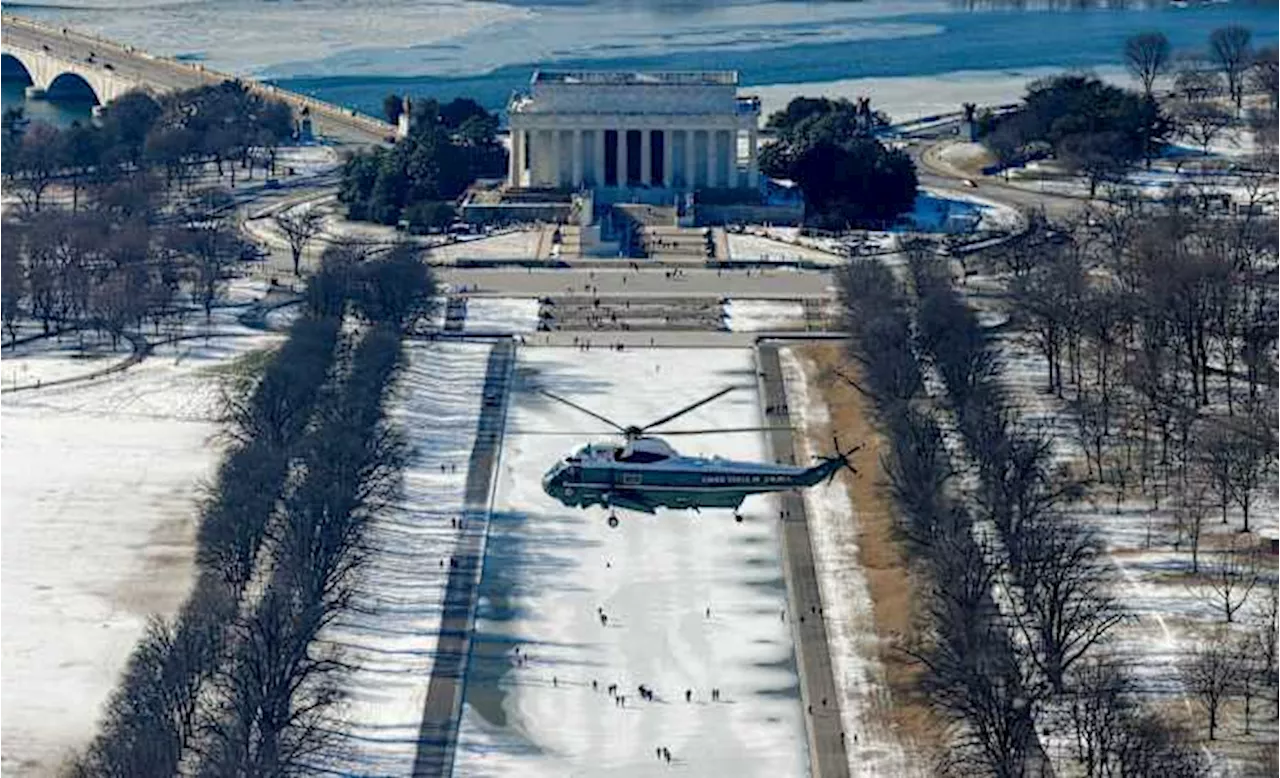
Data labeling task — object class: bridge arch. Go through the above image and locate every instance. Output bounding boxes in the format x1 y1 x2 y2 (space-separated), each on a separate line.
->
1 53 35 86
46 71 100 104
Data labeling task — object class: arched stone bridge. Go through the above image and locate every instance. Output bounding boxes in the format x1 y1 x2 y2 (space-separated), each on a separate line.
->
2 45 146 105
1 14 394 144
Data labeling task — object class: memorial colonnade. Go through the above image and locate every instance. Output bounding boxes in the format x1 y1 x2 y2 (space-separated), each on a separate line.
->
507 119 759 191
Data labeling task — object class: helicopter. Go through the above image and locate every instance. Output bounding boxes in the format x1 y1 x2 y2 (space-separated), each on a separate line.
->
535 386 859 527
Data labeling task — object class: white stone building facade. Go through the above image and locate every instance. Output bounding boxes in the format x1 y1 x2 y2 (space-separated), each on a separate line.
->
507 71 761 193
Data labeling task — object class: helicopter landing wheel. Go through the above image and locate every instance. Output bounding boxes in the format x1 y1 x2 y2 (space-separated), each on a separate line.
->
607 514 619 529
734 512 744 523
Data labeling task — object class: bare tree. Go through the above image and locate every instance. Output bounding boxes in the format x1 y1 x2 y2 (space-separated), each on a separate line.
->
1232 631 1263 735
1197 536 1259 624
1 232 25 343
1171 479 1211 573
1225 408 1274 533
1174 54 1222 102
1247 581 1278 709
1210 25 1253 114
7 122 63 214
1067 657 1131 777
1126 32 1172 98
276 207 324 277
1197 421 1238 526
1250 46 1279 111
1183 627 1238 740
1016 518 1125 692
172 223 241 320
1172 100 1233 156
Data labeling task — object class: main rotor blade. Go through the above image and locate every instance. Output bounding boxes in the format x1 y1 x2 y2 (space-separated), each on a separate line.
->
536 390 625 432
658 426 794 436
641 386 738 432
506 429 618 436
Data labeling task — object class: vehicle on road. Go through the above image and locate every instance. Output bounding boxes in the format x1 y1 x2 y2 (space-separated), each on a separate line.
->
537 386 858 526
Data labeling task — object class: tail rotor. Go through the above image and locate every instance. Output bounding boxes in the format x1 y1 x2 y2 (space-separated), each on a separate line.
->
823 435 861 485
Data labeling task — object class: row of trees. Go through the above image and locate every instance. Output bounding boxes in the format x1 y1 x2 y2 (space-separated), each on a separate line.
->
2 80 294 213
911 249 1123 695
839 261 1047 776
71 244 436 775
340 96 503 229
2 191 251 347
839 258 1211 775
70 313 343 776
760 96 918 228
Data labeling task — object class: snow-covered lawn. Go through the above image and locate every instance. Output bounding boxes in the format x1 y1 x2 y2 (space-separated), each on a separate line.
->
909 189 1022 233
722 299 806 332
780 349 913 777
428 231 542 263
987 301 1279 766
454 347 807 777
320 341 492 775
727 232 850 265
1 319 279 775
1 336 134 388
461 298 541 333
726 188 1018 265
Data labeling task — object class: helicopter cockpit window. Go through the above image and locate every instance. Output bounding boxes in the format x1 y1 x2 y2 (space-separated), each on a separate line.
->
615 448 669 464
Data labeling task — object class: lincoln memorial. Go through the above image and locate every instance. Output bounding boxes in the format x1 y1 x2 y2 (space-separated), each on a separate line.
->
506 70 761 195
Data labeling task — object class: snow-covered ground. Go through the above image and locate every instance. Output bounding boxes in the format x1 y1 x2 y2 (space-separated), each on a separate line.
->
726 188 1018 264
722 299 806 332
1 309 280 775
726 231 853 265
429 231 542 264
319 341 492 775
779 349 914 778
907 189 1022 233
1 336 133 388
462 298 541 334
454 347 807 777
982 296 1280 769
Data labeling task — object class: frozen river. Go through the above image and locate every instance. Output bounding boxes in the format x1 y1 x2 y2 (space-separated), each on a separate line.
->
5 0 1275 122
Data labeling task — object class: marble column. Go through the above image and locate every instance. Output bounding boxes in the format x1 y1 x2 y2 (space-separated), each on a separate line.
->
594 129 606 187
681 129 690 188
547 129 560 188
617 127 628 187
747 127 759 189
507 126 519 186
571 129 583 188
665 129 675 188
705 128 717 188
640 128 652 186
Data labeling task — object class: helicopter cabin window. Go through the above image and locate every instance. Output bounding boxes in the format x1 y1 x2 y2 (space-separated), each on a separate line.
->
614 448 668 464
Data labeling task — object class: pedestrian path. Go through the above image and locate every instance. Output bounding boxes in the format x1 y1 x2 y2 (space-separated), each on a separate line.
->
757 342 851 778
411 340 517 778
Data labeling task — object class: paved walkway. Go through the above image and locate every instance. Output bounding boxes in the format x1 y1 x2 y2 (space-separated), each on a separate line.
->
757 343 851 778
412 340 516 778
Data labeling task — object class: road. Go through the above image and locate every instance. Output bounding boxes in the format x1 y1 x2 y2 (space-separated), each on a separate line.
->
1 14 392 146
907 135 1088 221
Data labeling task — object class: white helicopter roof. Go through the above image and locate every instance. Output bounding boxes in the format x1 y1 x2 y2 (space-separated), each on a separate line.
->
570 436 678 463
